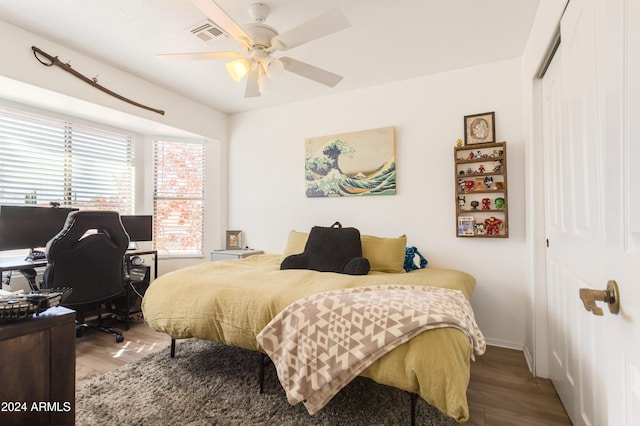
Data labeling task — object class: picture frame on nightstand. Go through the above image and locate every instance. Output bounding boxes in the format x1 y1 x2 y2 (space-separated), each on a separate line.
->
225 230 243 249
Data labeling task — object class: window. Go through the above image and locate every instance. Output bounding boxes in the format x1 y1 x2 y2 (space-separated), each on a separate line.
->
0 106 135 212
153 140 204 257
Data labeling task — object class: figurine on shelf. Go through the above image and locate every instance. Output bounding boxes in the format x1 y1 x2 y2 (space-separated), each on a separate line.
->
457 196 466 208
484 176 494 189
484 216 503 235
458 178 467 192
466 167 473 174
456 139 463 147
465 180 475 192
493 159 503 172
482 198 491 210
468 152 475 160
475 150 482 159
459 169 466 175
470 200 480 210
495 197 505 209
477 164 485 173
475 178 484 190
474 222 485 235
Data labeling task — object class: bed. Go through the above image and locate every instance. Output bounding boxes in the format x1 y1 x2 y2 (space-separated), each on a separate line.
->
142 232 484 422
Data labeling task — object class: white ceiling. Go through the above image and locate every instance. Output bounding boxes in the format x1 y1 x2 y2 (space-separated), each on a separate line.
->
0 0 540 115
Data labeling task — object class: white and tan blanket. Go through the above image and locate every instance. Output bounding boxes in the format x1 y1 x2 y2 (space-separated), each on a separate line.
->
256 284 486 415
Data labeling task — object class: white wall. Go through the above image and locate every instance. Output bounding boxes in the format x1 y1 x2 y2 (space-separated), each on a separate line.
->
0 20 230 275
0 20 227 140
0 15 545 351
228 58 527 348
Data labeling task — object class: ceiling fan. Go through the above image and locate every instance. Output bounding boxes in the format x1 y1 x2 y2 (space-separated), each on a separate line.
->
157 0 351 98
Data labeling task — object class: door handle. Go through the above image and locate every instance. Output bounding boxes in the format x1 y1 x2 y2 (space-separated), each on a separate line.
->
579 280 620 316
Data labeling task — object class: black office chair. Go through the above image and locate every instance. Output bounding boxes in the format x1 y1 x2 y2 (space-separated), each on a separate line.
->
41 210 129 343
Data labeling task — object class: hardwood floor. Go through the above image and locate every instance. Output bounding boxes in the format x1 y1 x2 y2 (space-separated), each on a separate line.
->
75 317 172 387
76 321 572 425
467 346 571 425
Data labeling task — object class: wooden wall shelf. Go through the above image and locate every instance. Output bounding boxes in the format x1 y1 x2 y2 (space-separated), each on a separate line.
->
454 141 509 238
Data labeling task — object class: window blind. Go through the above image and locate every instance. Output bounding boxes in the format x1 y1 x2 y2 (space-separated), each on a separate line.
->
153 140 205 257
0 106 135 212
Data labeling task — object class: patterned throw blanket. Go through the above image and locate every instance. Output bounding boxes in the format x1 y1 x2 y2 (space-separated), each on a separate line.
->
256 285 486 415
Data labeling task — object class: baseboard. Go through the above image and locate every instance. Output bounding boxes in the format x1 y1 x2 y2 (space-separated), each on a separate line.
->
484 337 524 351
523 346 534 374
483 338 536 375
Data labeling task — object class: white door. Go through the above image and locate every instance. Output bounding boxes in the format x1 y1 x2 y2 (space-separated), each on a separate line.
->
542 0 640 424
601 0 640 424
542 44 581 421
542 0 607 423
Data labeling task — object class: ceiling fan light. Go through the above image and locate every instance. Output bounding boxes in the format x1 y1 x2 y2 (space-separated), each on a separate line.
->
263 57 284 79
226 59 251 82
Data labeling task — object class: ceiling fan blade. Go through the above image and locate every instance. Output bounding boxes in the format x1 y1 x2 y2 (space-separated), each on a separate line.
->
280 57 343 87
245 64 261 98
271 8 350 51
156 51 247 61
190 0 252 50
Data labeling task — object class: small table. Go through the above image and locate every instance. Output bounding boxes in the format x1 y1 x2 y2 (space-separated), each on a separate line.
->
211 249 264 261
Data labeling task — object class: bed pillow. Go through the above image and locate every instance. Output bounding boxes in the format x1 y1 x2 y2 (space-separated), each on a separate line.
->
361 234 407 273
280 230 309 262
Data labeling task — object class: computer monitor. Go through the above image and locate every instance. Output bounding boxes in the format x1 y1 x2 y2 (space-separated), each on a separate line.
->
120 215 153 242
0 205 78 251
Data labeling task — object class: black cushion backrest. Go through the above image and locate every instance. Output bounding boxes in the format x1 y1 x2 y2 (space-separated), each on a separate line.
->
42 210 129 307
280 222 370 275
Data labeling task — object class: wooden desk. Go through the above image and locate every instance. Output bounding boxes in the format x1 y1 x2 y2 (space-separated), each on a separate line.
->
1 250 157 292
0 256 47 273
125 249 157 280
0 257 47 291
0 307 75 425
1 251 156 277
112 249 157 329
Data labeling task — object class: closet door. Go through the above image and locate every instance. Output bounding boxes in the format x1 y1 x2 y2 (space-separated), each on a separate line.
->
601 0 640 424
542 0 640 424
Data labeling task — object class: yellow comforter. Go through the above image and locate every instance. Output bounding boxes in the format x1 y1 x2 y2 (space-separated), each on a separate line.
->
142 254 476 422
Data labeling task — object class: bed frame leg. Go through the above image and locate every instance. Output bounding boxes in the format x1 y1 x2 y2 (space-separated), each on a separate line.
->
410 392 417 426
170 338 176 358
258 353 267 394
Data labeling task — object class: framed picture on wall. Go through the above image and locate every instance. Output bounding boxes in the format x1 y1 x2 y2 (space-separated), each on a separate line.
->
226 230 243 250
304 126 396 197
464 111 495 145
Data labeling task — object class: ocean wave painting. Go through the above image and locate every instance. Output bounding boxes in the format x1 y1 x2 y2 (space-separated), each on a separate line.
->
305 126 396 197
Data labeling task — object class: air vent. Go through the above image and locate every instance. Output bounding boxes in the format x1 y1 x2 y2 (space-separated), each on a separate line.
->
187 19 228 44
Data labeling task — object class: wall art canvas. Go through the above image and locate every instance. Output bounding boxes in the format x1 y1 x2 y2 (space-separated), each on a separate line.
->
305 126 396 197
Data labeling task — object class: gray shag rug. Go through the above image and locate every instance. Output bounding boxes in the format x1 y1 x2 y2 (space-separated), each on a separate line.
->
76 339 458 425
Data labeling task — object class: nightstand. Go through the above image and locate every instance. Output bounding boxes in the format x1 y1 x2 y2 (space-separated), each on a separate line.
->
0 306 76 425
211 249 264 261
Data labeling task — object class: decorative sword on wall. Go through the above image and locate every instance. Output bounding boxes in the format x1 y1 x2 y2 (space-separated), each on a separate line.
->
31 46 165 116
